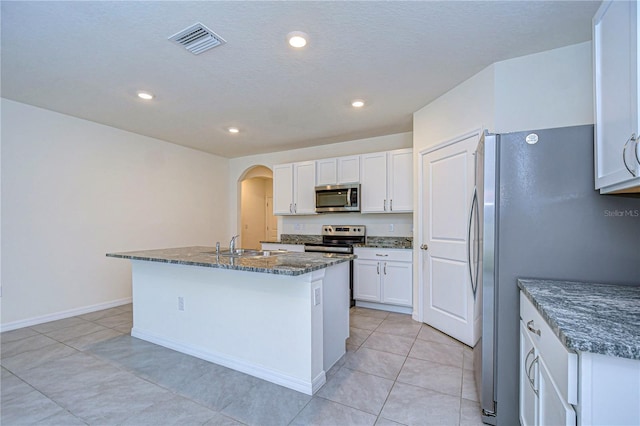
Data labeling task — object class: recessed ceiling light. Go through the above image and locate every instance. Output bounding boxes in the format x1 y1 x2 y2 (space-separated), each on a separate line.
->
287 31 308 48
351 99 365 108
137 91 154 100
228 127 240 134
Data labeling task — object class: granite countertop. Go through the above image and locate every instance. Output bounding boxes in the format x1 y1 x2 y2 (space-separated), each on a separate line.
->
107 246 354 276
518 279 640 360
261 235 413 249
355 237 413 249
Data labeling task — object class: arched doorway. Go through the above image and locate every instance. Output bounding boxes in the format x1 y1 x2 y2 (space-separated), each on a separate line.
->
238 165 276 249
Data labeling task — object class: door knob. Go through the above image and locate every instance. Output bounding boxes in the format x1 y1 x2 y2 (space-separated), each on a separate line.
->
420 244 428 250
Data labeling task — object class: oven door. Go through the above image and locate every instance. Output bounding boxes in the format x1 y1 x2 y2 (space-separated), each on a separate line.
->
315 184 360 213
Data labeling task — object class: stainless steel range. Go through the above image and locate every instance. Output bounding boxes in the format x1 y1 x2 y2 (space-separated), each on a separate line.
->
304 225 365 306
303 225 366 254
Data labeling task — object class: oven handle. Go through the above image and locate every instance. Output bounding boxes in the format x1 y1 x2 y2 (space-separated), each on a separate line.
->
304 245 353 254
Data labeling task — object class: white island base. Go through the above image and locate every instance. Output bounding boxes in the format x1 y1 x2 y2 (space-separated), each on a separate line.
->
130 260 349 395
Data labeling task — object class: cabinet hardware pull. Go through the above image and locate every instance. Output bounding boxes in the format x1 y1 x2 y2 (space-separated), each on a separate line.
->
383 262 387 275
390 199 393 211
528 355 539 396
526 320 541 336
383 199 387 211
377 262 380 275
294 203 297 213
524 347 534 377
289 203 293 214
622 133 638 177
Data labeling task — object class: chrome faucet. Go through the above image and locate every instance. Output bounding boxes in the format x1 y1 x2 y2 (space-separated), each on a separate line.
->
229 235 240 253
215 241 220 254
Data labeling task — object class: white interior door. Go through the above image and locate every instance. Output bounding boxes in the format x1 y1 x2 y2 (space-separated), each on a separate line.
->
420 133 478 346
265 196 277 241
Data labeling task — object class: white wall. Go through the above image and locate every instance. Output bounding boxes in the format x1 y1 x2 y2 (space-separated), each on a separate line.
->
494 41 593 132
413 64 496 153
1 99 229 329
229 132 414 238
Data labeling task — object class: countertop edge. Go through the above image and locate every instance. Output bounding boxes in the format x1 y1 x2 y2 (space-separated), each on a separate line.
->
518 280 575 352
106 251 353 276
518 279 640 360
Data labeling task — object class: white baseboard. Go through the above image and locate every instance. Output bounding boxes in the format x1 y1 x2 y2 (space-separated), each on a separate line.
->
0 297 132 332
355 300 413 315
132 327 322 395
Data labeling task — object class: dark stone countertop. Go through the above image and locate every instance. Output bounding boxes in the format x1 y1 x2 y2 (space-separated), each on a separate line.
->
356 237 413 249
107 246 354 276
518 279 640 360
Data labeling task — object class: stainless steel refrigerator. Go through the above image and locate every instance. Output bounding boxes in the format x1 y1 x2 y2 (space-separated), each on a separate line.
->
472 125 640 425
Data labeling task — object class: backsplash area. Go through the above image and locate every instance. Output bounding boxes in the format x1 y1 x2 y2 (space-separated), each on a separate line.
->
279 213 413 238
278 234 413 249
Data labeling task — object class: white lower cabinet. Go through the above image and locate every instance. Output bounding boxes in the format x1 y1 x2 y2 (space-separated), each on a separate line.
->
520 291 640 425
538 356 575 426
520 292 577 426
520 321 537 426
353 248 412 308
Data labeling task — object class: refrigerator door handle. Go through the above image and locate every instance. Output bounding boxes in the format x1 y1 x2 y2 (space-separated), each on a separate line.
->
622 133 638 176
467 187 479 300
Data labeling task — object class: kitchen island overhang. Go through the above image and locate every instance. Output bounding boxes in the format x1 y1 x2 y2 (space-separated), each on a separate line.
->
107 247 353 395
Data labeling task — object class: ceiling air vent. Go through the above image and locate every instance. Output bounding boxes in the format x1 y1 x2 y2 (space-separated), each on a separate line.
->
168 22 226 55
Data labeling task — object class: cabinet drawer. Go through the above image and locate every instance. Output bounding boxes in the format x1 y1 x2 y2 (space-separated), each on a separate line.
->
520 293 578 405
354 247 412 262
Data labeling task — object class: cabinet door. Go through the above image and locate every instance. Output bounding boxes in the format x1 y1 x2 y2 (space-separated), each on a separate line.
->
381 261 412 306
273 164 294 215
353 259 381 302
361 152 388 213
538 357 576 426
316 158 337 186
388 149 413 212
337 155 360 184
293 161 316 214
520 321 538 426
594 0 640 191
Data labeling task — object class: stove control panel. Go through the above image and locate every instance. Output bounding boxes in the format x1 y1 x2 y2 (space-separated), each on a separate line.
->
321 225 366 236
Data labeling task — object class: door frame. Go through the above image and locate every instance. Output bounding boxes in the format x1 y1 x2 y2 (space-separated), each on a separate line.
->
417 127 483 323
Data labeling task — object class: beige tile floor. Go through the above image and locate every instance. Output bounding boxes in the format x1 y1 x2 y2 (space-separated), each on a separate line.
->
1 304 484 425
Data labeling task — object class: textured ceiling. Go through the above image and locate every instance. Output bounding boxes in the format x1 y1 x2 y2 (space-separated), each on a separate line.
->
1 1 600 158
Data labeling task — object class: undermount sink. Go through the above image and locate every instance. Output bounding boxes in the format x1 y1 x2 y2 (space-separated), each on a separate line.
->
201 249 287 258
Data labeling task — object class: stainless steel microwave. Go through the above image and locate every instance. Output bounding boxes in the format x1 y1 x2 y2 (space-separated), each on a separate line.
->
315 184 360 213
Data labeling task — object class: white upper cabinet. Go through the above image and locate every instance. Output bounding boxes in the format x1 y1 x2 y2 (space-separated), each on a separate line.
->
315 158 337 186
273 163 294 215
593 0 640 193
337 155 360 184
388 149 413 212
273 161 316 215
360 152 388 212
315 155 360 186
361 148 413 213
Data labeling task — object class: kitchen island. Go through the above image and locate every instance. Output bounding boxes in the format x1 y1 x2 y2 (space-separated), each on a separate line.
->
106 246 353 395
